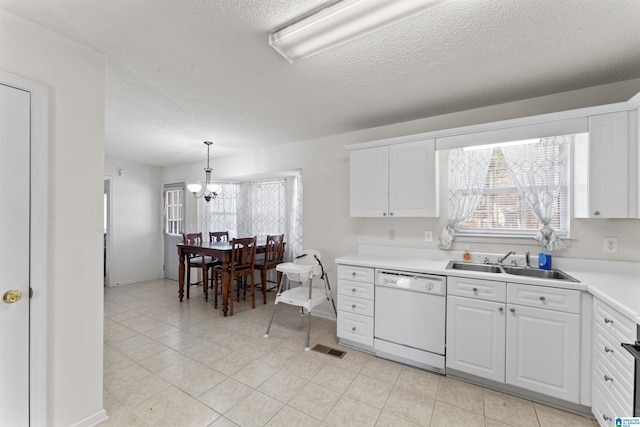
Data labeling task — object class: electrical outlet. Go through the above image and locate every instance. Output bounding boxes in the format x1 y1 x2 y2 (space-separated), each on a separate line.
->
603 237 618 253
389 229 396 241
424 231 433 242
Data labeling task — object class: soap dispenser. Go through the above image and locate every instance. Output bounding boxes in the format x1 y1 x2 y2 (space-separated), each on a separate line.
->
463 246 471 263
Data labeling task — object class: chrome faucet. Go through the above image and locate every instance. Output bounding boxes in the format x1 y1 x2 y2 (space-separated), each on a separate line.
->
497 251 516 264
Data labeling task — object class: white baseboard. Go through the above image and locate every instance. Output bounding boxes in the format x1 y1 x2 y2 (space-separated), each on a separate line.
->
70 408 108 427
107 274 163 287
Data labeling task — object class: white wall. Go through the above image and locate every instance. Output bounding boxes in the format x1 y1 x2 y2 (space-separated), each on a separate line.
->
163 78 640 316
0 8 105 427
105 159 163 285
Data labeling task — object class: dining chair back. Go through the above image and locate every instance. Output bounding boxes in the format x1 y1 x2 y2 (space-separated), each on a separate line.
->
253 234 285 304
213 237 257 315
182 233 213 300
209 231 229 243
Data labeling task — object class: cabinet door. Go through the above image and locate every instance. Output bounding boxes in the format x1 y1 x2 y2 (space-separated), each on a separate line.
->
349 146 389 217
506 304 580 403
446 296 506 382
575 111 632 218
388 139 438 217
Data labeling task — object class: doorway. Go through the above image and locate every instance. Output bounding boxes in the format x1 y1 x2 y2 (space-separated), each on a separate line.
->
104 177 112 286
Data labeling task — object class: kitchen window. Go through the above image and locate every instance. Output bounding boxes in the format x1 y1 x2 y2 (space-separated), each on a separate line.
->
441 134 577 249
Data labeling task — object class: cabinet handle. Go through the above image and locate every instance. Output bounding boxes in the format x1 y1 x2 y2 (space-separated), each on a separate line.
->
604 374 613 382
472 287 478 292
498 307 504 312
604 346 614 353
594 210 601 216
604 317 613 324
510 308 516 313
352 326 356 331
603 414 611 421
539 296 546 301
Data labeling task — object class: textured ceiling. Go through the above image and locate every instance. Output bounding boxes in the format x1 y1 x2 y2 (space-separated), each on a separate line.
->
2 0 640 166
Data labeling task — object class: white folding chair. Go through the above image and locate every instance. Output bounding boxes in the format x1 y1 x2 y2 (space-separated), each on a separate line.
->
263 249 336 351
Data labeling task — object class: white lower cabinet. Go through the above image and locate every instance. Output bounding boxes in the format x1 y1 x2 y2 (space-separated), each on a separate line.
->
446 277 583 404
505 304 581 402
336 265 375 350
447 295 506 382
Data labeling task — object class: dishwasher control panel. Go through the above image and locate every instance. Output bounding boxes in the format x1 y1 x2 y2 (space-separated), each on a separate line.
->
375 270 446 295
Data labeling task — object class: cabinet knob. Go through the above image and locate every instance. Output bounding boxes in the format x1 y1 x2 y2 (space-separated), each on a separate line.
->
539 296 546 301
352 272 356 277
604 317 613 324
510 308 515 313
594 210 601 216
604 346 613 353
352 304 356 309
603 414 611 421
389 212 394 216
352 326 356 331
352 288 356 293
604 374 613 382
472 287 478 292
382 212 387 216
498 307 504 312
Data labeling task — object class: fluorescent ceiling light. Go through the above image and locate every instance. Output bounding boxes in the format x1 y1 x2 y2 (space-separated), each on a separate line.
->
269 0 447 63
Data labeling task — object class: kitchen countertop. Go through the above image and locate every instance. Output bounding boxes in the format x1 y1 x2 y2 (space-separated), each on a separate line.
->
336 245 640 324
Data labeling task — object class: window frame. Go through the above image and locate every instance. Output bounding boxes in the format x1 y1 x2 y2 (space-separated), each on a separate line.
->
163 182 185 235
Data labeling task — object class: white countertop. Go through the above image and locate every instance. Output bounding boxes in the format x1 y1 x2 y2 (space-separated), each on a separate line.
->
336 245 640 324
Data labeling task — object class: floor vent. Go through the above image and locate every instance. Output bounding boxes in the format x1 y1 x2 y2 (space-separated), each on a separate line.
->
311 344 346 359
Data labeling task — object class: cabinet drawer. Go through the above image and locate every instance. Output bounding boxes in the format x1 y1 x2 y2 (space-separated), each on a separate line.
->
337 312 373 346
337 265 374 283
592 385 630 427
448 276 506 302
593 322 635 379
507 283 580 314
593 297 636 343
338 295 374 317
593 350 633 416
337 280 374 300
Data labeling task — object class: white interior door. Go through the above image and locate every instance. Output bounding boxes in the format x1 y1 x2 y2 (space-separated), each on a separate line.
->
163 184 185 281
0 83 31 426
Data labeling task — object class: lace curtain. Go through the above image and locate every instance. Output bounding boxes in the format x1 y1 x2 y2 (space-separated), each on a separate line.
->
202 182 243 237
501 136 572 251
286 171 303 262
439 147 493 249
242 179 287 238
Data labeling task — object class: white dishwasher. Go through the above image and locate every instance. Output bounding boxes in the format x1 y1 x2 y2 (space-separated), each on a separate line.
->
374 269 446 373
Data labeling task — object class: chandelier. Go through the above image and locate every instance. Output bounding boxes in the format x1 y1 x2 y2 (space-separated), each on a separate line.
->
187 141 219 202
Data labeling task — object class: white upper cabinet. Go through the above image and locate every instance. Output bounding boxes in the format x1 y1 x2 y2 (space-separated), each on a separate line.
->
574 111 636 218
350 139 438 217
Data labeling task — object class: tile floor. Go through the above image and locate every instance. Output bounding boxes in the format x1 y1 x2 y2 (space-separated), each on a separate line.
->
101 279 599 427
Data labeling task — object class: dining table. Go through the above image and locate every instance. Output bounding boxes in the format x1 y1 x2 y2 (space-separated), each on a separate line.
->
177 239 268 316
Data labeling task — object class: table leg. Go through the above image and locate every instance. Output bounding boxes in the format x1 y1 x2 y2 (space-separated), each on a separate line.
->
178 250 185 302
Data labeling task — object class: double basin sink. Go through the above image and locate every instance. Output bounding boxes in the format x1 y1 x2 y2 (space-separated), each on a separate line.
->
446 261 579 282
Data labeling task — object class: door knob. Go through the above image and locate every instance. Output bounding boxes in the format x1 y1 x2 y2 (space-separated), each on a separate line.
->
2 290 22 304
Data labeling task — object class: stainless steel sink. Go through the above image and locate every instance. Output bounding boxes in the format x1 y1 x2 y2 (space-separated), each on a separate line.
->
446 261 503 273
502 266 579 282
446 260 580 282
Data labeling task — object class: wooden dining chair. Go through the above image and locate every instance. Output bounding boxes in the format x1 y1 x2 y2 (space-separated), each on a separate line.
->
182 233 215 300
208 231 229 304
209 231 229 244
212 237 257 315
253 234 285 305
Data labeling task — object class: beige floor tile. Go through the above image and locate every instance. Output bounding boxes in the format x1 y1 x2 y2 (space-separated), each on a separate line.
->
345 374 393 409
322 395 381 427
394 366 440 399
311 364 358 394
260 346 299 369
288 382 341 421
534 403 597 427
326 346 375 373
157 357 206 384
374 411 421 427
360 358 402 385
282 353 329 380
485 418 513 427
436 376 484 415
483 389 539 427
173 365 228 397
266 405 321 427
257 371 309 403
430 401 485 427
231 360 278 389
98 408 147 427
109 372 171 408
225 390 284 427
384 385 435 427
207 349 254 376
152 398 220 427
209 416 240 426
129 385 192 425
198 377 253 414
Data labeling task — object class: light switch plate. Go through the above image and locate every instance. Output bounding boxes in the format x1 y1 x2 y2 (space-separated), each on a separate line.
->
424 231 433 242
603 237 618 253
